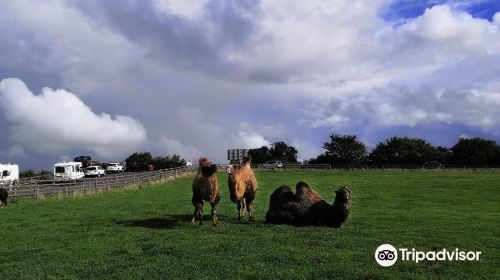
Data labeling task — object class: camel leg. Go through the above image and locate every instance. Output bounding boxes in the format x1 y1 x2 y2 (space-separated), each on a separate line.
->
211 194 220 226
198 204 204 225
238 200 247 220
211 204 218 226
191 207 198 224
192 202 203 225
246 200 255 222
245 191 256 222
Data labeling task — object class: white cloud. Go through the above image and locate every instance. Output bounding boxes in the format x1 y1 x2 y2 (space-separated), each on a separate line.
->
392 5 500 55
153 137 200 161
300 85 500 129
0 0 141 96
146 107 271 162
153 0 210 19
495 12 500 25
238 122 287 140
291 138 322 162
0 78 147 158
1 0 500 168
232 130 270 148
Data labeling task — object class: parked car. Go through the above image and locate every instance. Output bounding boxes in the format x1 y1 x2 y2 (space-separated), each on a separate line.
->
106 162 124 173
85 166 106 178
262 160 284 168
423 161 443 169
54 162 85 180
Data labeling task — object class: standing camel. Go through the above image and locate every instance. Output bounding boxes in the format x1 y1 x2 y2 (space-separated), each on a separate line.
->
228 156 258 222
192 157 220 226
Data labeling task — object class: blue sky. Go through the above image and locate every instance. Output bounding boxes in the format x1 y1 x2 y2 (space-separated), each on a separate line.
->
381 0 500 21
1 0 500 170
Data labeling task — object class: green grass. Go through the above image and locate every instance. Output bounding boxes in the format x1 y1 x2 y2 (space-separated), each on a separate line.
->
1 171 499 279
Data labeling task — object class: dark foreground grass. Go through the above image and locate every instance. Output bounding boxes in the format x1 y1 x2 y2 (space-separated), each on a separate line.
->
0 171 499 279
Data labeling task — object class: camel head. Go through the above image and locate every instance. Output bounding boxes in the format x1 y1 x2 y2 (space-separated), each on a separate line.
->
242 155 252 165
198 157 218 177
334 186 351 204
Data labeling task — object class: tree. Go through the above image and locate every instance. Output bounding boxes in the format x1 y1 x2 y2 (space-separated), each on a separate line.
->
19 169 51 178
248 142 299 164
125 152 153 172
269 141 298 163
434 146 452 165
248 146 271 164
369 137 438 165
322 133 367 164
308 154 330 165
152 154 187 169
450 137 500 167
126 152 187 171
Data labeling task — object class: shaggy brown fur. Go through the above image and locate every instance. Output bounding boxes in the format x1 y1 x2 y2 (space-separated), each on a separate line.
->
228 156 258 221
265 181 351 228
0 188 8 208
191 157 220 226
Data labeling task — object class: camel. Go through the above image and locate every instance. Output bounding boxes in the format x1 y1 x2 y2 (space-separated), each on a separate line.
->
191 157 220 226
227 156 258 222
265 181 351 228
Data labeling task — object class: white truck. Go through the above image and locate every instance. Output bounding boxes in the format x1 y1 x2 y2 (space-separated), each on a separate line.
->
0 163 19 186
106 162 124 173
54 162 85 180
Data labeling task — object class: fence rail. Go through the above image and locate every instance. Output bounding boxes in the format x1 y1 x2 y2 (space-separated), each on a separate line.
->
217 163 500 171
7 166 194 199
5 163 500 200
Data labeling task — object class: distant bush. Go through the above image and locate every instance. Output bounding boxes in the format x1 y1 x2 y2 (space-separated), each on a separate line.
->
125 152 186 172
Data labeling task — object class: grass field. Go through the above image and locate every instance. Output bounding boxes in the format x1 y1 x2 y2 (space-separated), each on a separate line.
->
1 171 499 279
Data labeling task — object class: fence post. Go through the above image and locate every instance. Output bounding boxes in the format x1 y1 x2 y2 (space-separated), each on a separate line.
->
36 181 40 199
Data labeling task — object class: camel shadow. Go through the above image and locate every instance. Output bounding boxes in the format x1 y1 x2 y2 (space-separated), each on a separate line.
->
115 214 229 229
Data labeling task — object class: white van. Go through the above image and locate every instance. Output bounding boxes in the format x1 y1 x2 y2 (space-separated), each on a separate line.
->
0 163 19 186
54 162 85 180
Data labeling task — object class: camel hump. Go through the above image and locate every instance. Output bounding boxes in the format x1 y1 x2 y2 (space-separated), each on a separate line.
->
295 181 324 202
268 185 295 210
295 181 311 197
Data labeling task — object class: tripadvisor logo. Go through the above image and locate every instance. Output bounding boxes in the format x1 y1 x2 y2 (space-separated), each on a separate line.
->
375 244 481 267
375 244 398 267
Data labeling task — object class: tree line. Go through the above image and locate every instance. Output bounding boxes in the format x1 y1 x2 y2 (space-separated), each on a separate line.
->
310 134 500 167
248 135 500 167
125 152 187 172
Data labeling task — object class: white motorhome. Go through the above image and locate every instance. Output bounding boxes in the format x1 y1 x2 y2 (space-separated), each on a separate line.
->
54 162 85 180
0 163 19 186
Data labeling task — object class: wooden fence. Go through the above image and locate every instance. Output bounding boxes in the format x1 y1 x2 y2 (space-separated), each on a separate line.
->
6 163 500 199
219 163 500 171
7 166 194 199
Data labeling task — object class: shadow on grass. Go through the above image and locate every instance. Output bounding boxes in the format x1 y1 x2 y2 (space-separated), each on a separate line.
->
115 214 230 229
